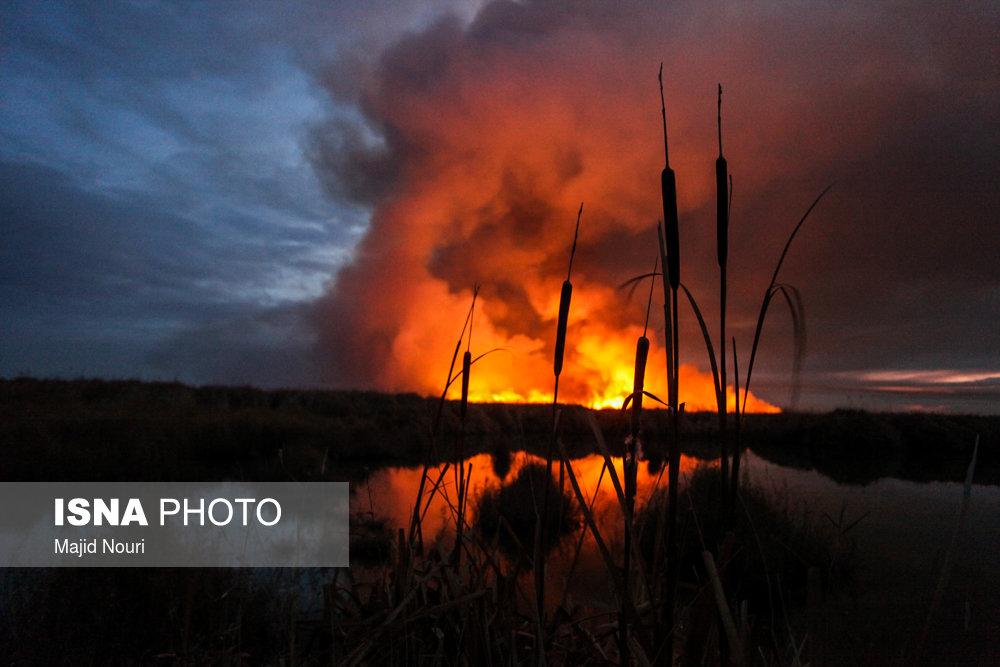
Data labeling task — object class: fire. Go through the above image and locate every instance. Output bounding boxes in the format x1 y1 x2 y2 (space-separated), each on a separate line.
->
313 6 786 415
455 295 779 413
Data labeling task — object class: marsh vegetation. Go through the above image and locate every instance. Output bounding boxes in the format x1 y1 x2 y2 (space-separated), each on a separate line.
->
1 72 994 664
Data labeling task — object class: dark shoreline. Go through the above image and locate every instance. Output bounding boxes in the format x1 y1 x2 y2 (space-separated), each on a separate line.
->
1 377 994 486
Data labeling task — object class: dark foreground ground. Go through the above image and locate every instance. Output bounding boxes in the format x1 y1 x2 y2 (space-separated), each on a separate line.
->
0 377 995 664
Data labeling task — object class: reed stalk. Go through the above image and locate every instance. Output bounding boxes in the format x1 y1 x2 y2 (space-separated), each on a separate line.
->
702 549 743 660
730 336 742 507
535 202 583 662
620 254 657 658
409 287 479 553
716 84 731 523
658 62 683 665
451 295 477 567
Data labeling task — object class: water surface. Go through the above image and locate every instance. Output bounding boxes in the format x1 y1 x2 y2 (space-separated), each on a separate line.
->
351 447 1000 662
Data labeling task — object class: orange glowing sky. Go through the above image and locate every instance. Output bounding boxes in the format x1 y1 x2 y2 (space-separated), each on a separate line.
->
314 6 791 412
5 2 998 415
305 1 999 415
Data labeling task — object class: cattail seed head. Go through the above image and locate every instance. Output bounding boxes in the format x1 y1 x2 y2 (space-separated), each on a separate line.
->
661 167 680 290
460 350 471 421
632 335 650 413
553 280 573 377
659 66 680 290
716 157 729 267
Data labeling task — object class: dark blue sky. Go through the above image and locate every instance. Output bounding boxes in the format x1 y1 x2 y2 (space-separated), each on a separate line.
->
1 1 998 412
1 1 475 384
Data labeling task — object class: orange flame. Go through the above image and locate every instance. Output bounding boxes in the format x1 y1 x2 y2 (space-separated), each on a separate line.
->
461 314 778 412
316 11 788 415
380 273 778 412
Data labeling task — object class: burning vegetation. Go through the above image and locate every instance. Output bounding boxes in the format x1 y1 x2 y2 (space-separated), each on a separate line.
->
356 58 836 664
310 8 822 414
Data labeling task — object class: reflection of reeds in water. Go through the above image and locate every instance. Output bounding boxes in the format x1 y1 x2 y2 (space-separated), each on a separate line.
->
916 434 978 662
475 462 579 557
490 443 513 481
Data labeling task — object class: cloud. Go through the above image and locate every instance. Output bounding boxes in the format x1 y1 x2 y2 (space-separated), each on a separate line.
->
0 159 317 379
308 0 1000 410
1 0 997 411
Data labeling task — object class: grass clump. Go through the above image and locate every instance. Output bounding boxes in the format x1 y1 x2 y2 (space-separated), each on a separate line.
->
636 464 857 662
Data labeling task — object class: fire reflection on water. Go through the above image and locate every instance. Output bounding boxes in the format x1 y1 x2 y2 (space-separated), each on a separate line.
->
352 451 714 561
347 447 1000 656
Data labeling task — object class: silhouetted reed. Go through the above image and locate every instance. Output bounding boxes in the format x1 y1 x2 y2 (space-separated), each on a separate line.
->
716 84 731 521
536 202 583 653
606 73 832 662
348 70 838 666
409 286 479 554
659 62 684 664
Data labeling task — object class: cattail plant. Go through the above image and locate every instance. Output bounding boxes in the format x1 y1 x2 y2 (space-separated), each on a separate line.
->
716 84 731 521
610 81 826 661
716 86 729 270
408 286 479 553
408 285 510 560
535 202 583 655
658 63 683 663
620 254 657 659
451 297 476 567
553 204 582 382
730 335 742 505
629 255 657 438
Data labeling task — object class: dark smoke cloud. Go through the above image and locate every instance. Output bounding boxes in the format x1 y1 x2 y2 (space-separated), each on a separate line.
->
310 0 1000 410
3 1 995 412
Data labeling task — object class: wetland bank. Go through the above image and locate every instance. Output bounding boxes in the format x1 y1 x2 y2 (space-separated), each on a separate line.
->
1 378 995 663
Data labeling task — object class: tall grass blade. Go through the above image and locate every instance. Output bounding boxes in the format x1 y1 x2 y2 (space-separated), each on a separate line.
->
915 435 978 662
742 185 832 413
679 283 722 400
773 284 807 409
